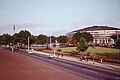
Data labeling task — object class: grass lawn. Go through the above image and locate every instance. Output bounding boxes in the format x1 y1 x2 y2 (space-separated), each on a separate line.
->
53 47 120 58
53 47 77 52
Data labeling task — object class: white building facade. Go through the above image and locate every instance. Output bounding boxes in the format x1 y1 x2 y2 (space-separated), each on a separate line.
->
67 26 120 46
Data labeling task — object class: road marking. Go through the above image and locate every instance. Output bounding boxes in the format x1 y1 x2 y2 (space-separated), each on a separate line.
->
82 68 98 73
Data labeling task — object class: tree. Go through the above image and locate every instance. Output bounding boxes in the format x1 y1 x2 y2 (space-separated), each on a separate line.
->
29 35 36 45
57 35 68 45
0 34 12 46
72 32 93 43
115 39 120 54
0 35 2 45
76 37 88 53
36 34 48 45
82 32 93 42
0 30 43 47
72 32 82 43
12 33 19 45
16 30 31 45
110 34 120 41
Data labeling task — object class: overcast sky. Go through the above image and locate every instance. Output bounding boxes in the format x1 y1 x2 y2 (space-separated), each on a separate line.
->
0 0 120 36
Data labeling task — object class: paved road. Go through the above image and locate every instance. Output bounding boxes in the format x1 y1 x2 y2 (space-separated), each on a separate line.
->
15 49 120 80
0 47 87 80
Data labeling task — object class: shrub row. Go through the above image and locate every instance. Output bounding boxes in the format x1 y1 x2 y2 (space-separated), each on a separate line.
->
87 55 120 63
35 48 53 51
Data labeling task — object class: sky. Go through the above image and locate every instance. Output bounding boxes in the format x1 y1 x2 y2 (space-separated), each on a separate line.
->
0 0 120 36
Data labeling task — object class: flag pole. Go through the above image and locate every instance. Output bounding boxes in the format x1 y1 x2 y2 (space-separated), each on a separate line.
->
28 36 29 51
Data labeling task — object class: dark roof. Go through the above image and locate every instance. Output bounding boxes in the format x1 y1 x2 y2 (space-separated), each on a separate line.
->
72 26 120 32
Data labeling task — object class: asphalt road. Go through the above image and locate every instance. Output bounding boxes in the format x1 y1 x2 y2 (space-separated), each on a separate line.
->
15 49 120 80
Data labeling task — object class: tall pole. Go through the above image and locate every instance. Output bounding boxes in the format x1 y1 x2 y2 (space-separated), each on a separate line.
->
13 24 15 34
28 36 29 51
50 36 52 48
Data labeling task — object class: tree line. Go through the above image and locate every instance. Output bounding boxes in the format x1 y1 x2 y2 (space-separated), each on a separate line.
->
0 30 93 47
0 30 68 47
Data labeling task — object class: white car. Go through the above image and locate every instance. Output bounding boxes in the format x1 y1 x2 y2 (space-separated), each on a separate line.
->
48 54 54 58
28 51 33 54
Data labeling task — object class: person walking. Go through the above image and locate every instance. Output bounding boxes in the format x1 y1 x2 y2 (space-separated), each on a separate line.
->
61 53 63 57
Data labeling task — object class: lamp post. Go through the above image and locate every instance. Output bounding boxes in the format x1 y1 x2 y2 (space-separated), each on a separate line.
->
28 36 33 54
50 36 52 48
28 36 29 51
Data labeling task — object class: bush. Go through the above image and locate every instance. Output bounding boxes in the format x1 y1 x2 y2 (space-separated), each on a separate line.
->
35 48 52 51
87 55 120 63
35 48 44 51
86 52 90 56
45 48 53 50
57 49 62 52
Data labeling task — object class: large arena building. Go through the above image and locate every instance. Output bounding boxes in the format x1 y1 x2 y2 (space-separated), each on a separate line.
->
67 26 120 45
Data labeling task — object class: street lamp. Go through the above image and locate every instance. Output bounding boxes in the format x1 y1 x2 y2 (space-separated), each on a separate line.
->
50 36 52 48
28 36 33 54
28 36 29 51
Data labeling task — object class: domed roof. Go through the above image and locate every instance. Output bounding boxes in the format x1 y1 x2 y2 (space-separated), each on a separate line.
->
73 26 120 32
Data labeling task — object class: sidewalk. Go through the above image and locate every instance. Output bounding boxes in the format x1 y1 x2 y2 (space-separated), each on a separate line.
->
32 50 120 72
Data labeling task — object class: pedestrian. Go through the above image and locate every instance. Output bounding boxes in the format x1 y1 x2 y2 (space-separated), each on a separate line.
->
48 54 50 58
53 50 55 54
84 56 86 61
79 57 82 61
86 57 88 62
92 62 95 65
80 56 83 61
12 47 14 52
61 53 63 57
100 59 103 63
57 53 59 57
92 56 95 65
53 50 56 57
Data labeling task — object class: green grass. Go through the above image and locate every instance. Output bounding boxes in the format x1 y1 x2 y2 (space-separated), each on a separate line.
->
53 47 120 58
87 47 120 58
53 47 77 52
86 47 119 54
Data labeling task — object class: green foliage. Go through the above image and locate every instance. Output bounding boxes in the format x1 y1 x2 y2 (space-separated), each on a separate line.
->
57 35 68 44
76 37 88 52
115 39 120 49
115 39 120 54
12 33 18 44
35 48 52 51
14 30 31 45
57 48 62 52
110 34 120 41
53 47 76 52
72 32 93 43
48 36 57 43
0 35 2 45
72 32 82 43
29 35 36 45
0 34 12 45
10 30 36 46
36 34 48 45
